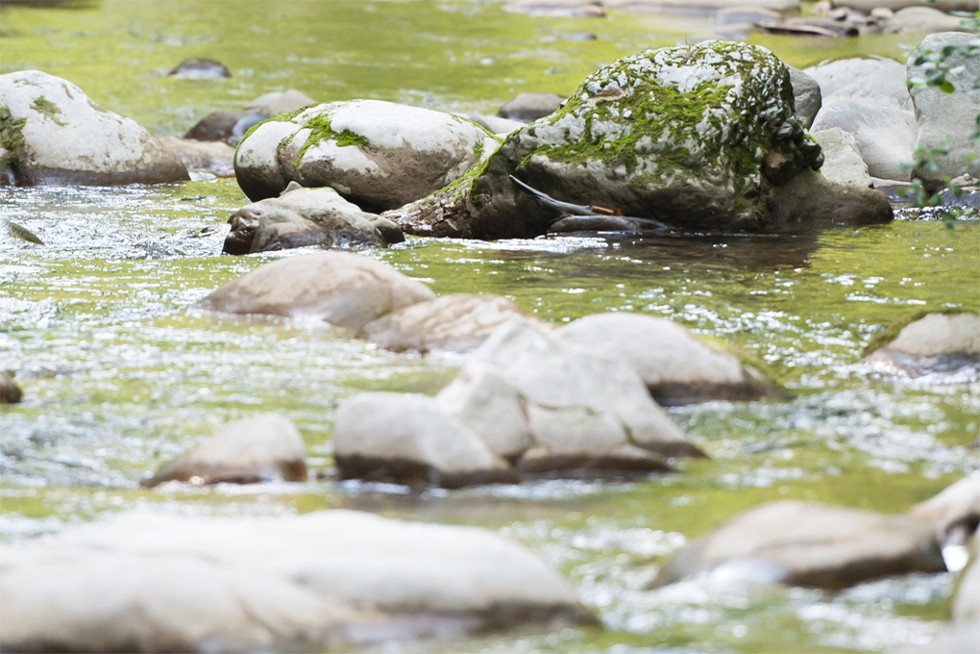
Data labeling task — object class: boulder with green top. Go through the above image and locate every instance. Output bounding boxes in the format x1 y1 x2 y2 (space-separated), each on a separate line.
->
234 99 498 211
386 41 891 240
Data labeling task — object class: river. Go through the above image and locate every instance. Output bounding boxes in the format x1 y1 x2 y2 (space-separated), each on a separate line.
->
1 1 978 653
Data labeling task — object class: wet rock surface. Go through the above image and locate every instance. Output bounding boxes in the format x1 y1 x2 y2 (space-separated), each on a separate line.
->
222 182 396 255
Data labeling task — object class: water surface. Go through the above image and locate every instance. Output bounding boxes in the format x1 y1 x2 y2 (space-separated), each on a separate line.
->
1 2 978 653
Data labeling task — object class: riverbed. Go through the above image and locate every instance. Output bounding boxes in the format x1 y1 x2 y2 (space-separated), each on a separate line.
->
1 1 978 653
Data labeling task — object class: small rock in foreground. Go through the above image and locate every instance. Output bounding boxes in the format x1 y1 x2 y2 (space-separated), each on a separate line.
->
142 413 308 487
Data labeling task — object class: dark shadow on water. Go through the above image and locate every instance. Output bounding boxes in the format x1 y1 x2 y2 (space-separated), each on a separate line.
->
544 229 828 271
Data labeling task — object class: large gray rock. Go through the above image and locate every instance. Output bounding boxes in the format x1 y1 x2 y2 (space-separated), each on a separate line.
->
863 311 980 376
788 65 822 128
196 251 435 331
908 33 980 188
222 182 396 255
811 127 873 188
234 99 497 211
142 413 308 488
0 511 595 652
333 392 518 488
803 56 911 108
387 41 890 239
359 293 545 354
0 70 188 185
651 500 947 589
457 322 706 463
555 312 782 405
810 99 916 181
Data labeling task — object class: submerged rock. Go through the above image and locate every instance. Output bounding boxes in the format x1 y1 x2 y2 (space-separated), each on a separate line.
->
387 41 890 239
908 33 980 189
862 311 980 376
196 251 435 331
0 70 188 186
555 312 783 405
0 511 595 652
167 57 231 79
0 370 23 404
157 135 235 179
185 90 315 145
222 182 398 255
359 293 545 354
234 99 497 211
142 413 308 487
497 92 565 122
651 500 946 590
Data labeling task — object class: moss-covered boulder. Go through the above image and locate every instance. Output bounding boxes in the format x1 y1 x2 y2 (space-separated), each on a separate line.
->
234 100 498 211
387 41 891 239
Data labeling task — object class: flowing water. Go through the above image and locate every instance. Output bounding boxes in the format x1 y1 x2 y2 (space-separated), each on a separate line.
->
1 1 978 653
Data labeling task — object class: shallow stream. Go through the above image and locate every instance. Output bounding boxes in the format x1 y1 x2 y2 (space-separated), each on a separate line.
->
1 2 978 653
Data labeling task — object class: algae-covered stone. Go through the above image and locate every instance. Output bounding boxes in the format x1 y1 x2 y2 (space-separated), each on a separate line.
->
234 100 498 211
388 41 890 239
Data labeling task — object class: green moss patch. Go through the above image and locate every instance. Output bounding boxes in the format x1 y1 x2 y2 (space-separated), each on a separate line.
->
0 106 27 173
293 112 370 167
30 96 66 126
